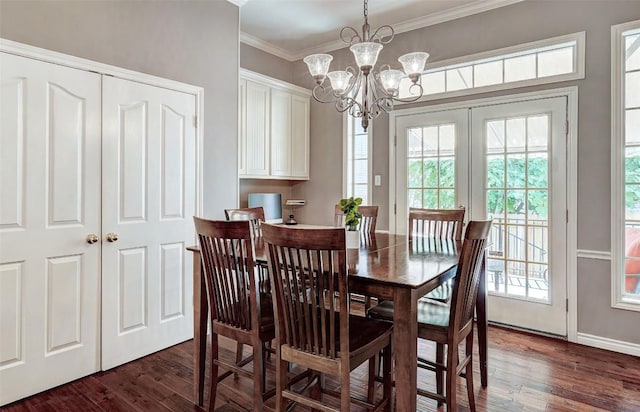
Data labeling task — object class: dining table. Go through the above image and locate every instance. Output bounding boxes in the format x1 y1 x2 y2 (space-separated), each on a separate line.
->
187 230 489 412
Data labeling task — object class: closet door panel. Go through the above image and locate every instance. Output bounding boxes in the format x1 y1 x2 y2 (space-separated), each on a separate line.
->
101 76 195 370
0 52 101 406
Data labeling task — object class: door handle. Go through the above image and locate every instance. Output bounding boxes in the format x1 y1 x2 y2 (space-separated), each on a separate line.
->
106 232 119 242
86 233 99 244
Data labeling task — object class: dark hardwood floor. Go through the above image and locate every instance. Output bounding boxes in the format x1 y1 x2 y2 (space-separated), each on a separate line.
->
3 319 640 411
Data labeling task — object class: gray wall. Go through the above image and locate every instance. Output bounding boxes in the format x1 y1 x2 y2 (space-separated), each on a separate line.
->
0 0 240 219
286 0 640 343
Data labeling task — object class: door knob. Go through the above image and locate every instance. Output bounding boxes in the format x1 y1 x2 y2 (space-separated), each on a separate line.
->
106 232 119 242
86 233 99 244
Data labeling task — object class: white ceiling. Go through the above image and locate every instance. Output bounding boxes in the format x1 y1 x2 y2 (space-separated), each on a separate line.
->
239 0 522 61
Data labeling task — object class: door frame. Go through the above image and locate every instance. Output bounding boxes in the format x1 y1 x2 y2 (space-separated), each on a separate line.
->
388 86 579 342
0 38 205 218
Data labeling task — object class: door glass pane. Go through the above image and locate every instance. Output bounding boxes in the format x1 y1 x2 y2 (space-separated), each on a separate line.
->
405 122 457 210
486 114 550 302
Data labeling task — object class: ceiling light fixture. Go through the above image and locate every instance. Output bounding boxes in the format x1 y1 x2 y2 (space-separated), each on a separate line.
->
303 0 429 131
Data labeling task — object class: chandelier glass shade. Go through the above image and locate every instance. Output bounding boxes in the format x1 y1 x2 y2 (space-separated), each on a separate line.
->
303 0 429 131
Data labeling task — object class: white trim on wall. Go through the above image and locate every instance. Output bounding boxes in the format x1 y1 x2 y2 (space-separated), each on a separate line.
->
610 19 640 313
576 250 612 260
577 333 640 358
388 86 579 342
0 37 206 217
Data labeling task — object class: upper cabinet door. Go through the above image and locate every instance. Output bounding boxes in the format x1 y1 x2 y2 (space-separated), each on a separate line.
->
244 80 270 176
238 79 247 176
270 89 292 177
291 93 310 179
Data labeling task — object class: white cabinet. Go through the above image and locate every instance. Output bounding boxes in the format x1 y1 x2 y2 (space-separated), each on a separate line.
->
239 69 310 180
241 79 270 176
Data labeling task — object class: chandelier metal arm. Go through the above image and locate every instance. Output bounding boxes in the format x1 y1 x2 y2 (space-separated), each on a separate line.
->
303 0 429 131
369 25 394 44
340 26 362 45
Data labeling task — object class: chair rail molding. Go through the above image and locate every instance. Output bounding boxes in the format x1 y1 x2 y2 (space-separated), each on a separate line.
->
576 249 612 260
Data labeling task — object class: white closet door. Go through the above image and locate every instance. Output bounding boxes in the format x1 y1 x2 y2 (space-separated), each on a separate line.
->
0 53 101 405
101 76 196 369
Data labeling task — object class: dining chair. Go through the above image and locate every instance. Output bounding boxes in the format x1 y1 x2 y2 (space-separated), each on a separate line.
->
410 207 465 303
335 204 379 309
334 204 378 234
262 224 393 412
224 206 266 238
368 220 492 411
193 217 275 412
224 206 270 367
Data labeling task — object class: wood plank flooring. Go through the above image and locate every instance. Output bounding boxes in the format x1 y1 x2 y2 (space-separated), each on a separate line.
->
2 322 640 412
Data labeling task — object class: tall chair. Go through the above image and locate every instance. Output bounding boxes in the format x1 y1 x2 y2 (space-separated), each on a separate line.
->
193 217 274 412
224 206 265 238
368 220 492 411
409 207 465 241
334 204 379 234
335 204 379 309
410 207 465 303
224 207 270 368
262 224 393 412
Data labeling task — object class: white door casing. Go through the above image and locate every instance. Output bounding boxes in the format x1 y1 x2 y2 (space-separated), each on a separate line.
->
0 52 101 405
101 76 196 369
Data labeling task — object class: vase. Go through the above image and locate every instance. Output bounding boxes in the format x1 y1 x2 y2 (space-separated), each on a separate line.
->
346 230 360 249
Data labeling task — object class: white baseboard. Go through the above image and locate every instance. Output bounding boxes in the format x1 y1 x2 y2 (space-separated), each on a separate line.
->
577 332 640 357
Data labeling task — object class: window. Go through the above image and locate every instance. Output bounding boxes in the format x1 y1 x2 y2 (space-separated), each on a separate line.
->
344 114 371 204
612 19 640 310
398 32 585 102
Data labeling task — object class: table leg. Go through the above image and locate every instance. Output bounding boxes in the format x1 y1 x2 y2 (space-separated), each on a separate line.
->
393 288 418 412
192 251 207 405
477 253 488 387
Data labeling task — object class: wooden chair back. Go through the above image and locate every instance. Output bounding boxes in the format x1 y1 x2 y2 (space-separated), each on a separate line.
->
262 224 348 361
358 205 378 233
194 217 259 332
334 204 379 233
409 207 465 241
224 206 265 238
449 220 492 336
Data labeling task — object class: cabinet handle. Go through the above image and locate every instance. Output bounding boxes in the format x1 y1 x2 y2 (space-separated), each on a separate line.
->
86 233 99 244
106 232 119 242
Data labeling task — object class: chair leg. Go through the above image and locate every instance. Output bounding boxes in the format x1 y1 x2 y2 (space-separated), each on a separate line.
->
209 333 219 412
445 343 459 412
275 352 288 412
436 342 444 407
235 342 244 378
382 340 393 412
367 356 376 404
252 341 265 412
340 370 350 412
465 334 476 412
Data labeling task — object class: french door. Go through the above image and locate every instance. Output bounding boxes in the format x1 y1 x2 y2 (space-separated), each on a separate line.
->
394 96 568 336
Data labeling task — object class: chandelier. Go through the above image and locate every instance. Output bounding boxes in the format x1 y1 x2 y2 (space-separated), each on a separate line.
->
303 0 429 131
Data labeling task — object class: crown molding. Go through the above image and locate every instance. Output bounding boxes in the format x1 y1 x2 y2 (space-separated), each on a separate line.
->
240 31 297 61
227 0 249 7
241 0 524 61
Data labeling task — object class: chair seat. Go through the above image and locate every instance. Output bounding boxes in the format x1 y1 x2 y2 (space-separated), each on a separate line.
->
347 314 393 359
217 295 275 335
368 298 450 326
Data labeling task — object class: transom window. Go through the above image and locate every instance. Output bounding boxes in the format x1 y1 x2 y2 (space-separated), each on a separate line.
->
398 32 585 102
612 19 640 310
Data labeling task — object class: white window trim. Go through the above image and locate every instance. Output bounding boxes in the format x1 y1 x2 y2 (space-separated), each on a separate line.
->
611 19 640 312
342 113 373 204
398 31 585 104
